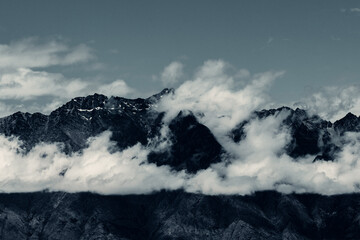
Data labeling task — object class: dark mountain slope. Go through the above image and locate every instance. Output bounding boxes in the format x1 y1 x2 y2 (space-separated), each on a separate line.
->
148 111 223 173
0 191 358 239
230 107 360 161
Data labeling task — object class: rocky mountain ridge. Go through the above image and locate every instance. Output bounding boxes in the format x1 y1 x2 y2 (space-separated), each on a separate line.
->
1 90 360 239
2 89 360 173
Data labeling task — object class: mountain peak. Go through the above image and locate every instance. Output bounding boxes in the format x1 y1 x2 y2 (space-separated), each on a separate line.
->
344 112 358 119
334 112 360 133
150 88 174 98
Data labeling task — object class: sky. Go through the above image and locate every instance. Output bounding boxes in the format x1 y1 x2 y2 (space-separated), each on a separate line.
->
0 0 360 116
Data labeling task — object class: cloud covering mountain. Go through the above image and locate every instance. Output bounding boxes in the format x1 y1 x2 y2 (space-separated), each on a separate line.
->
0 58 360 196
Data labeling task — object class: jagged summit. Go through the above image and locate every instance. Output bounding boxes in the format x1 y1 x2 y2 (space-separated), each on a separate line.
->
61 93 108 111
231 106 354 161
0 89 174 153
0 90 360 172
0 88 221 173
54 88 174 114
334 112 360 133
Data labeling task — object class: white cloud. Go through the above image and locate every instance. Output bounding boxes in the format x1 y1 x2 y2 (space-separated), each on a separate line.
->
160 61 184 86
0 38 93 69
0 37 139 114
157 59 284 137
97 80 135 97
294 85 360 121
185 113 360 195
1 111 360 195
0 68 88 100
0 131 186 194
0 37 96 114
0 68 137 115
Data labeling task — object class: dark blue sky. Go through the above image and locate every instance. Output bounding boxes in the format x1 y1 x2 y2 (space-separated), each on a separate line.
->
0 0 360 104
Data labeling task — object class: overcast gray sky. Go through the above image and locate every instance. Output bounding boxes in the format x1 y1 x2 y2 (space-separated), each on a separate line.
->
0 0 360 116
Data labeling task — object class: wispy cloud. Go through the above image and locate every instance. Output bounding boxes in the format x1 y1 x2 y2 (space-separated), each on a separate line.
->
0 38 93 69
0 68 88 100
350 8 360 12
0 37 137 115
294 85 360 121
160 61 184 86
340 8 360 13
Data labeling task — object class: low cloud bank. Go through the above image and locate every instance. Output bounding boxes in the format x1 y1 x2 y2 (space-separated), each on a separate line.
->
1 115 360 195
188 113 360 195
0 132 186 194
1 59 360 195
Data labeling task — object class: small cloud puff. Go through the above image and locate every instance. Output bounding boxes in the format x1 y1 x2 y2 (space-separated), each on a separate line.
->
97 80 135 97
160 61 184 86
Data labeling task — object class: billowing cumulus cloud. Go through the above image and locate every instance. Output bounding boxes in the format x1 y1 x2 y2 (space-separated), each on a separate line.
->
0 132 186 194
157 59 284 137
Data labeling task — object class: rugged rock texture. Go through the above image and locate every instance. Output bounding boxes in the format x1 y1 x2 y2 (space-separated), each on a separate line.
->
148 111 223 173
0 89 222 173
230 107 360 161
0 191 359 240
3 90 360 170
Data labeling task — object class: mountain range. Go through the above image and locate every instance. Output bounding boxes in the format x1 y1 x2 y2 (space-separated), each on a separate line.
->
0 89 360 239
